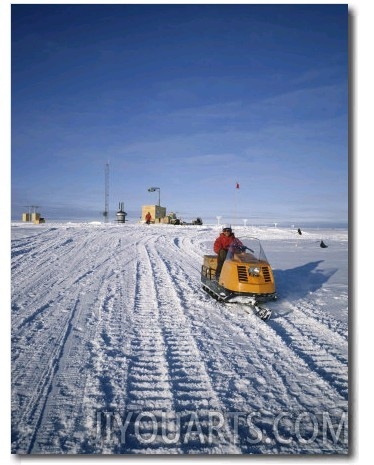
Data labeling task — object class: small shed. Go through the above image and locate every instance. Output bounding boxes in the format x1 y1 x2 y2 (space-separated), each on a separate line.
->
141 205 166 224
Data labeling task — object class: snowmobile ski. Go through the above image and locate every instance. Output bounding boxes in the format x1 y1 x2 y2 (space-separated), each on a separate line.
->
202 283 273 321
252 304 272 321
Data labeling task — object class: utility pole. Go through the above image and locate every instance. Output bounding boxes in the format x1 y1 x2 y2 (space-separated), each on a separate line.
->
103 162 109 222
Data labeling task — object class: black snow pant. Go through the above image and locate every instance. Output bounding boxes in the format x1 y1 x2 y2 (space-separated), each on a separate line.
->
216 249 228 278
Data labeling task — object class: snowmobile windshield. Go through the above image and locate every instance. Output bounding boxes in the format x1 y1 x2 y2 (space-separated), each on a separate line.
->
226 237 269 263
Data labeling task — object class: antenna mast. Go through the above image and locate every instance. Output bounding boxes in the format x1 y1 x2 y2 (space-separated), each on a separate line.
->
103 162 109 222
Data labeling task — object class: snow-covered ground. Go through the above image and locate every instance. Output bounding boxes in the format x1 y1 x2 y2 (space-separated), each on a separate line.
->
11 222 348 455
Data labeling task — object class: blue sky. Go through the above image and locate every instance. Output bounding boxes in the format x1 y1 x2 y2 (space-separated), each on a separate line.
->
11 3 348 226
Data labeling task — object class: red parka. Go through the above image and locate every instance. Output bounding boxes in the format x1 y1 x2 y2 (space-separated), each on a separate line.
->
214 232 242 254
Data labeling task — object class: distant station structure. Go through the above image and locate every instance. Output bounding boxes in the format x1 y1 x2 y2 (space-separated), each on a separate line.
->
116 202 127 223
142 187 202 225
143 186 166 223
141 205 167 224
22 205 45 224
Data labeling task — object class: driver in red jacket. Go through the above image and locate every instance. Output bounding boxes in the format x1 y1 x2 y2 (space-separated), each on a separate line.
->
213 226 243 279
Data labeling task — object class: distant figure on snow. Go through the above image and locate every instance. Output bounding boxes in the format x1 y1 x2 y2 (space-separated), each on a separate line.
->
145 212 152 225
297 228 302 235
214 226 244 279
320 240 328 248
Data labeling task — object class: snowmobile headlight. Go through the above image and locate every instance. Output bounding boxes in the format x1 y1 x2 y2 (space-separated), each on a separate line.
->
248 266 261 276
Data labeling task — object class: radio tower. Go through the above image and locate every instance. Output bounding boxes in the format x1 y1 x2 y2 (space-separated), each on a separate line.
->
103 162 109 222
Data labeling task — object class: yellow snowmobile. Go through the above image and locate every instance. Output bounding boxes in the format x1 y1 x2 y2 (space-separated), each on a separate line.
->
201 237 277 320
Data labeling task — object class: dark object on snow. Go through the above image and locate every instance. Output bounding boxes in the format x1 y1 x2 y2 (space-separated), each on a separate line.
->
297 228 302 235
320 240 328 248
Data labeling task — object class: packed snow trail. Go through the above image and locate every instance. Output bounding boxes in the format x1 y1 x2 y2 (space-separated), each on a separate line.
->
11 223 348 454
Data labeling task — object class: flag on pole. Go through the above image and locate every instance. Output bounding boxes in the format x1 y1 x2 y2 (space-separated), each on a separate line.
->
236 182 240 189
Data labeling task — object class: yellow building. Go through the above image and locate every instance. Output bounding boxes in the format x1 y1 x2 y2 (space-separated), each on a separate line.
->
141 205 166 224
22 212 45 224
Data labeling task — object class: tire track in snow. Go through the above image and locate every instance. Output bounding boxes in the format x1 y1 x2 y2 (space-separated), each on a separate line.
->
26 257 118 452
142 238 241 453
118 238 182 453
12 279 96 453
268 301 348 400
11 234 97 454
77 237 139 454
12 228 138 453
